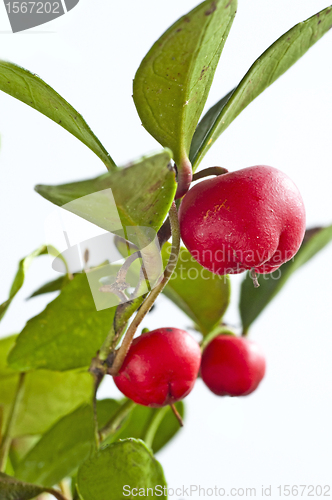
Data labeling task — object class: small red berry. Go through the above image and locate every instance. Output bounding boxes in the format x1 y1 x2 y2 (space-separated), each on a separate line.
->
201 335 266 396
179 165 306 275
113 328 201 407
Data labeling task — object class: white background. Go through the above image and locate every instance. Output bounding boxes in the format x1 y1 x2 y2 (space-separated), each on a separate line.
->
0 0 332 498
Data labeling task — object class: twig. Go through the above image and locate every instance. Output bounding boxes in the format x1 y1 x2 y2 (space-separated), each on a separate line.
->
99 251 142 301
98 250 149 362
175 157 193 199
44 488 69 500
108 202 180 376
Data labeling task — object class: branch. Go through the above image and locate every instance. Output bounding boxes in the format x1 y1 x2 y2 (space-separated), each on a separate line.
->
108 202 180 376
175 157 192 199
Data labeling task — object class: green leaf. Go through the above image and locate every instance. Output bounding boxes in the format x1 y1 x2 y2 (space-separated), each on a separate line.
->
0 335 18 379
240 225 332 334
96 399 134 445
189 88 234 167
0 246 47 322
0 335 94 438
8 273 116 371
115 402 184 454
191 5 332 169
35 150 176 238
96 399 122 429
9 437 41 471
77 439 167 500
15 405 96 487
200 325 236 351
0 61 115 170
133 0 237 169
28 275 70 299
150 403 184 454
0 472 57 500
162 243 230 335
115 405 155 444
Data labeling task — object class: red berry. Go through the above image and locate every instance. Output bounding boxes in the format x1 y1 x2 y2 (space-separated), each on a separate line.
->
179 165 306 275
201 335 266 396
113 328 201 407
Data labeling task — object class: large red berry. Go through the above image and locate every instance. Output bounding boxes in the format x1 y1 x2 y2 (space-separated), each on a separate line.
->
201 335 266 396
179 165 306 275
113 328 201 407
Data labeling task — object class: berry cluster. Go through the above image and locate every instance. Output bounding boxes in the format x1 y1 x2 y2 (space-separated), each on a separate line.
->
114 327 266 406
112 165 305 408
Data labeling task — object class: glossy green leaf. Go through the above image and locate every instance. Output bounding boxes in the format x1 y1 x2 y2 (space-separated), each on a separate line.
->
0 246 47 322
189 88 234 167
191 5 332 169
35 150 176 238
115 402 184 454
15 405 96 487
28 275 70 299
0 335 94 437
0 472 59 500
133 0 237 169
77 439 167 500
8 273 116 371
0 61 115 170
162 243 230 335
240 225 332 334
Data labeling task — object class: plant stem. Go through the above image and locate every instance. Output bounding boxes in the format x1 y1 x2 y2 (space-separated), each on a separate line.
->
99 399 136 442
99 322 116 362
192 166 228 181
110 289 148 352
250 268 260 288
114 295 145 334
170 404 184 427
108 202 180 376
0 373 25 472
45 488 69 500
175 157 192 199
157 199 182 247
142 407 168 449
